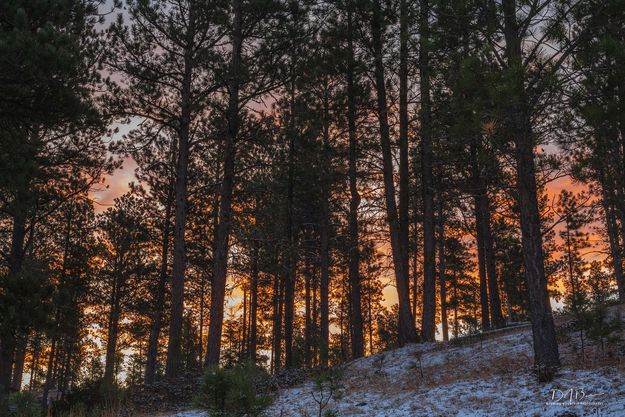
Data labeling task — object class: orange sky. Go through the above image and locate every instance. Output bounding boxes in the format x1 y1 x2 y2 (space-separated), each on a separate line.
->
93 143 608 322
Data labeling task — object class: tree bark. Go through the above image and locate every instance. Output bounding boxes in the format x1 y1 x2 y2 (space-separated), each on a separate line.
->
145 185 173 384
271 271 283 372
480 192 505 328
398 0 411 315
41 338 56 407
165 7 195 376
371 0 417 345
601 177 625 301
41 210 72 405
205 0 242 367
10 336 27 391
249 241 259 361
103 267 123 385
471 141 491 330
304 259 312 368
319 188 330 367
412 221 420 320
471 134 505 328
419 0 437 342
437 202 449 342
283 78 298 369
503 0 560 368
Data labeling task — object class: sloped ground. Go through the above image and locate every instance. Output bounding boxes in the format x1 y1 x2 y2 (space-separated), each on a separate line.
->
169 311 625 417
266 327 625 416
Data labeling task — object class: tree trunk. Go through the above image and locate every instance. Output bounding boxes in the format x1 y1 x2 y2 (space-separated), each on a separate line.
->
471 134 505 328
0 339 15 396
503 0 560 368
475 198 491 330
304 259 312 368
371 0 417 345
205 0 242 367
283 79 298 369
437 202 449 342
398 0 411 314
41 338 56 407
419 0 437 342
0 200 29 394
29 336 40 390
41 211 72 405
272 271 283 372
249 241 259 361
412 221 420 320
10 336 27 391
601 178 625 301
145 186 173 384
480 191 505 328
104 272 122 385
472 141 491 330
198 279 205 371
165 9 195 376
283 241 297 369
311 265 319 366
319 185 330 367
241 283 247 360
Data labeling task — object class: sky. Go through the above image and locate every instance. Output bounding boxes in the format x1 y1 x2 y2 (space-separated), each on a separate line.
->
92 142 606 317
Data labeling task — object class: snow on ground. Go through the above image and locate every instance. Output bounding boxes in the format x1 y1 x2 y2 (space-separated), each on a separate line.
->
171 326 625 417
266 328 625 417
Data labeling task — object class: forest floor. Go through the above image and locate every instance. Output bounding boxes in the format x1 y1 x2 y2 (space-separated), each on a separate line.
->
163 309 625 417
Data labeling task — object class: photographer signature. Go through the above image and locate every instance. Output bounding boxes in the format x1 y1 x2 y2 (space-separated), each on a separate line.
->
546 387 606 406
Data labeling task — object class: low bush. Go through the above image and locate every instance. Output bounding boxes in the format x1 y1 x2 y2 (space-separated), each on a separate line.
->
8 391 42 417
194 362 272 417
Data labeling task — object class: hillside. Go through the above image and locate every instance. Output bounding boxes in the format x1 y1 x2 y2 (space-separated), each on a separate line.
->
168 312 625 417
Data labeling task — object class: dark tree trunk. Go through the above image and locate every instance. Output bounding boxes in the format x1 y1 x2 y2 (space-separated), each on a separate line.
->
249 242 259 361
283 80 298 369
283 243 297 369
601 178 625 301
0 202 28 393
206 0 242 367
412 222 419 320
480 192 505 328
104 271 122 385
471 135 505 328
165 8 195 376
41 211 72 405
398 0 411 315
475 202 491 330
419 0 437 342
241 284 247 360
29 336 40 390
319 83 332 368
319 187 330 367
312 265 319 366
304 259 312 368
437 202 449 342
145 186 173 384
198 279 205 371
472 141 491 330
371 0 417 345
503 0 560 368
10 336 27 391
0 339 14 397
272 271 283 372
41 338 56 407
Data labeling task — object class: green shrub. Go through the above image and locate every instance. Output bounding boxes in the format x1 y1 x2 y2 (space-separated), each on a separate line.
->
8 391 42 417
311 369 343 417
194 362 272 417
580 302 622 350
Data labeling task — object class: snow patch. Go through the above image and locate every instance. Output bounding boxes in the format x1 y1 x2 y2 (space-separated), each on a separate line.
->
166 327 625 416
